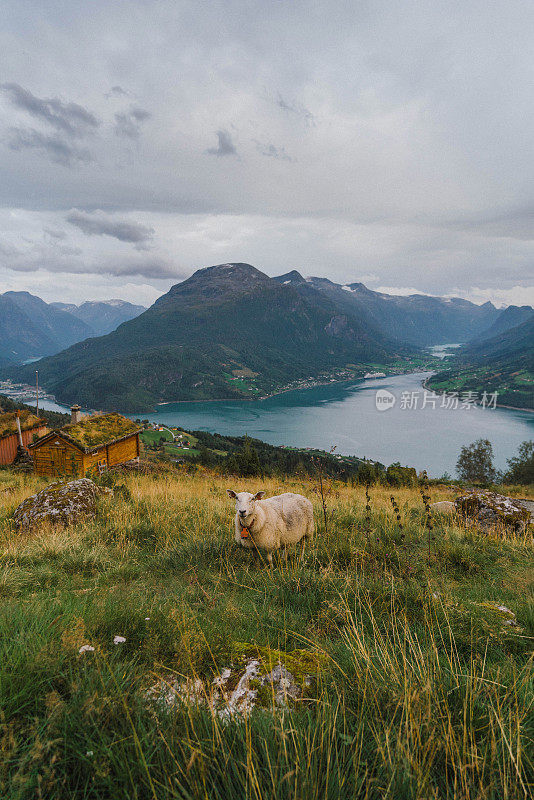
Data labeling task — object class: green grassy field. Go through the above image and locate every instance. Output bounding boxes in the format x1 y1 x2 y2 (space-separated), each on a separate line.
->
427 365 534 410
0 469 532 799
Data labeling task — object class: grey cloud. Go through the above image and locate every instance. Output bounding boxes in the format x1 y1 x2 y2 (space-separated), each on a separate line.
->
1 83 99 136
13 253 179 279
0 240 20 258
206 129 237 156
6 127 93 166
66 209 155 248
114 106 151 138
43 228 67 240
0 228 178 279
254 140 293 161
109 86 127 96
276 94 314 126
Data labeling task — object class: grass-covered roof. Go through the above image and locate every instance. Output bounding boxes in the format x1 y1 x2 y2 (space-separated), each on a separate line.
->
55 412 140 452
0 410 46 441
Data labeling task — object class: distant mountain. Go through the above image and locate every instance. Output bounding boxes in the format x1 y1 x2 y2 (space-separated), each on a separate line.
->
274 273 500 346
0 292 93 364
8 263 411 411
427 315 534 409
475 305 533 341
51 299 146 336
0 292 146 365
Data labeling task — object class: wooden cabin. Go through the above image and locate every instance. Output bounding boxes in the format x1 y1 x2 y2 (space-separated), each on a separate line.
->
0 410 47 465
29 411 141 478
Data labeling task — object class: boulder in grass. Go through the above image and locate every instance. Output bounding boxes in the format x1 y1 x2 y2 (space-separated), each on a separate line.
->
12 478 111 530
146 644 325 722
454 490 530 533
430 501 456 515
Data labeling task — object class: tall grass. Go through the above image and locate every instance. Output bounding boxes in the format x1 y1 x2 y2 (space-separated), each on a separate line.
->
0 469 532 798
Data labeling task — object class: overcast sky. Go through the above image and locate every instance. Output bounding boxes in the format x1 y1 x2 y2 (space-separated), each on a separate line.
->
1 0 533 307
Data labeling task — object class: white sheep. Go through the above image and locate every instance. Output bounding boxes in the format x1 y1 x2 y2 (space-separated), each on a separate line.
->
227 489 314 564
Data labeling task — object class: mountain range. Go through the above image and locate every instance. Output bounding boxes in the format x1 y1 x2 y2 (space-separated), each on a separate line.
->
3 264 533 411
274 272 506 346
7 263 412 410
51 299 146 337
0 293 146 364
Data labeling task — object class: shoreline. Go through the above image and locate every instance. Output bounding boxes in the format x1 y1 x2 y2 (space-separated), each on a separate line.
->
421 377 534 414
156 377 362 407
153 368 431 410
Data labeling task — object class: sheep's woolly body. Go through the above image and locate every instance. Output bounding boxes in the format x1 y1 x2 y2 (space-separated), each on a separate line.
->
231 492 314 563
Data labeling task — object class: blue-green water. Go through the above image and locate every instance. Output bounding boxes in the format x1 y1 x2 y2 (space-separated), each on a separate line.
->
130 372 534 477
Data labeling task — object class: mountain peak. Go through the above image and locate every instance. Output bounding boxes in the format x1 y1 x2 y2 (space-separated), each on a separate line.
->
273 270 306 285
165 263 271 302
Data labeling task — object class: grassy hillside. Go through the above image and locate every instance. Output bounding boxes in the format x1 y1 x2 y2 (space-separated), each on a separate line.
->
0 467 532 798
427 315 534 410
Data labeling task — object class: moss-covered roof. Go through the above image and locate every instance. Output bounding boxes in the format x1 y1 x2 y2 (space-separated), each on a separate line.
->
30 412 140 453
0 410 46 441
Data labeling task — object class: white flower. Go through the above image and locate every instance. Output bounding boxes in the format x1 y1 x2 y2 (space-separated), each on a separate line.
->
145 617 150 621
113 635 126 644
86 750 94 757
79 645 95 654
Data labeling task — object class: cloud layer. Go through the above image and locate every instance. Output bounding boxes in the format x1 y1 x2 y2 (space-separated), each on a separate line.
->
66 209 155 248
0 1 533 306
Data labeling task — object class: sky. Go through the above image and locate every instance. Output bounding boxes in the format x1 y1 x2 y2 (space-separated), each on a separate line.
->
0 0 533 307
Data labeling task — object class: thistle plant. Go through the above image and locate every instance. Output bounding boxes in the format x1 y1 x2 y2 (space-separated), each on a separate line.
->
361 482 372 544
419 470 434 564
311 447 337 536
389 495 403 529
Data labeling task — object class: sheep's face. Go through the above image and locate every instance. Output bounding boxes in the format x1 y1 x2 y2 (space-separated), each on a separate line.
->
227 490 265 524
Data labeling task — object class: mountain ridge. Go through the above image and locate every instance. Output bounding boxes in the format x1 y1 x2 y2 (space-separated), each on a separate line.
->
50 298 146 336
273 274 503 346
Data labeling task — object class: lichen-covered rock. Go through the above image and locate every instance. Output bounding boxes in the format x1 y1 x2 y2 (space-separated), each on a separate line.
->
146 645 324 722
12 478 111 530
432 593 522 634
455 490 530 532
517 499 534 523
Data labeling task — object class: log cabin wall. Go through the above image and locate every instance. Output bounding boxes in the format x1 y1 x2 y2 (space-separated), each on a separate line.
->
0 426 47 466
83 449 107 475
33 438 84 478
107 435 139 466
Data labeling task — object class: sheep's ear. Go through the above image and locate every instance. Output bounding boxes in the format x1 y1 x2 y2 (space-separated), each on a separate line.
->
253 491 265 501
226 489 237 499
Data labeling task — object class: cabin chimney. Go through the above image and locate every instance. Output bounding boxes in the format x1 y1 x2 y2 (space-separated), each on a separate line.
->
71 405 81 424
15 411 23 447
